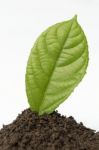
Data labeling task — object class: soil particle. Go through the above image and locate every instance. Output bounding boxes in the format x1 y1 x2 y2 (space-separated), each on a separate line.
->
0 109 99 150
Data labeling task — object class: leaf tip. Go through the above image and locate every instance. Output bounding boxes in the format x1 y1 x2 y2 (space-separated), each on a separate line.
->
73 15 77 21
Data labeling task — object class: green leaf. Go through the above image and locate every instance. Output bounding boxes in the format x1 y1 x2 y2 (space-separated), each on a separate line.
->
26 16 89 115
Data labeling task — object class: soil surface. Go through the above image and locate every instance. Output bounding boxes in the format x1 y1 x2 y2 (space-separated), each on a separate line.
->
0 109 99 150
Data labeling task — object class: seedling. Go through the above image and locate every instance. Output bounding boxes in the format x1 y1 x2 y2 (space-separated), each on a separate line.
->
25 16 89 115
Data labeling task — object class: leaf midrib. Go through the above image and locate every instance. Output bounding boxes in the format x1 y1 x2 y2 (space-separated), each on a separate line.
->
39 19 74 111
39 57 88 114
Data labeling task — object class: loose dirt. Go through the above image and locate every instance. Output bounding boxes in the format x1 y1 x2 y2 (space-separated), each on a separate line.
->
0 109 99 150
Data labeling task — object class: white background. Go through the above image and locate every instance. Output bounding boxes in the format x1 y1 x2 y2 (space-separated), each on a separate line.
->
0 0 99 130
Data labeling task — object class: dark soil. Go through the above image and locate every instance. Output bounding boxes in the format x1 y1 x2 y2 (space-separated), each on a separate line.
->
0 109 99 150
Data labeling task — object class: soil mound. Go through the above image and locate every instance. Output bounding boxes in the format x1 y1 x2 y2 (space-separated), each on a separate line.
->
0 109 99 150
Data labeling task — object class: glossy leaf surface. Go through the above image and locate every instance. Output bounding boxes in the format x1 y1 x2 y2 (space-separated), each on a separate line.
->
26 16 89 115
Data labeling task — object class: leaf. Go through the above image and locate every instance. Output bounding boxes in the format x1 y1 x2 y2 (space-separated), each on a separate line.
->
26 16 89 115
